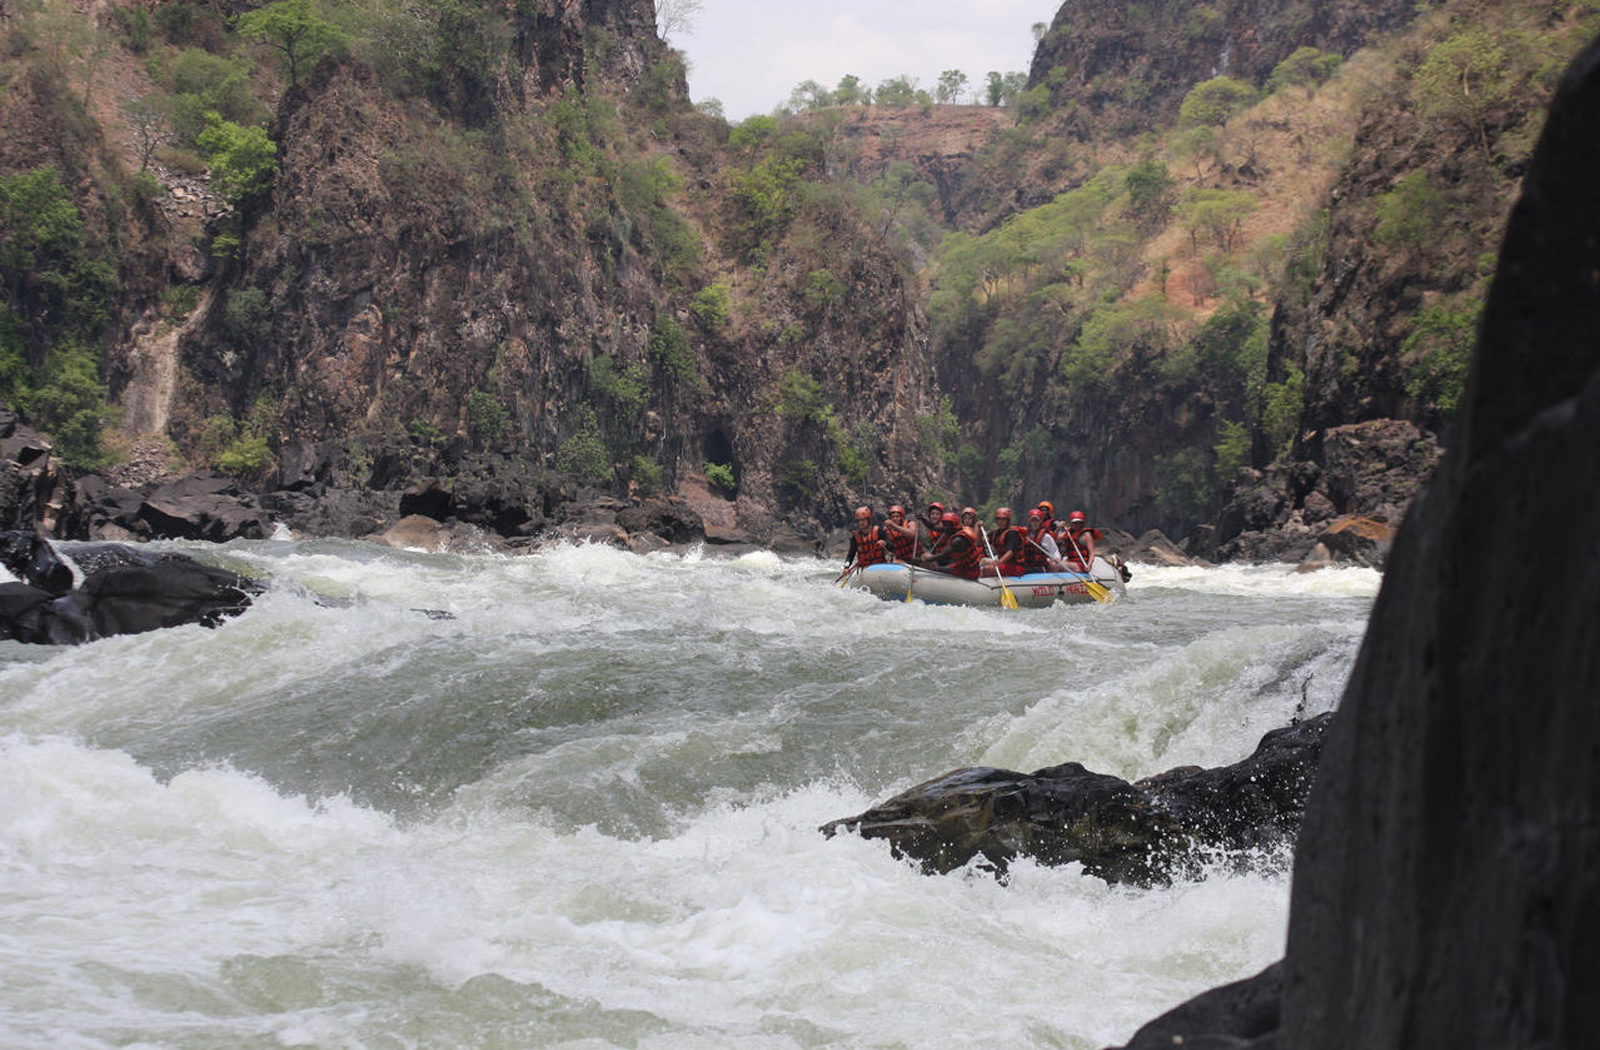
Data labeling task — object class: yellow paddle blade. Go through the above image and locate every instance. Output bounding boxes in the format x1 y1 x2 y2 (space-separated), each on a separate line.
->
1085 579 1113 604
1000 586 1019 610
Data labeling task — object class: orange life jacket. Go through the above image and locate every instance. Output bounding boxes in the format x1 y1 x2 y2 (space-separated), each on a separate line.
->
1060 526 1101 569
1019 526 1051 572
885 522 918 560
993 525 1027 574
947 527 982 578
853 525 887 565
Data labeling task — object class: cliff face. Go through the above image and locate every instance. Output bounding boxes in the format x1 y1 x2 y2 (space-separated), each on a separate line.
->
1114 35 1600 1048
1278 37 1600 1045
1029 0 1412 133
147 0 946 537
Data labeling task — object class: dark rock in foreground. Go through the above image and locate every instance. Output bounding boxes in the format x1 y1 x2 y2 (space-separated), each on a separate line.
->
1110 36 1600 1050
0 532 263 644
822 714 1330 885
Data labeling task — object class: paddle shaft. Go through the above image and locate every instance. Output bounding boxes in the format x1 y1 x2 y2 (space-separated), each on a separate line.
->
978 524 1020 609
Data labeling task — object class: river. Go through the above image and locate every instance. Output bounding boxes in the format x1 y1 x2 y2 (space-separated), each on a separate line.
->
0 539 1380 1048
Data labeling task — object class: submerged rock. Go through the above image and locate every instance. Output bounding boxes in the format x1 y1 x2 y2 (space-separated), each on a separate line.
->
821 714 1330 884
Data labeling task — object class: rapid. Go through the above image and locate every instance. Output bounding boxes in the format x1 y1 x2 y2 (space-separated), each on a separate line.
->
0 539 1381 1049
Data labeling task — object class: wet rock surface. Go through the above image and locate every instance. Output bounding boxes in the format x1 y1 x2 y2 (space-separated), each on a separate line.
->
822 715 1331 885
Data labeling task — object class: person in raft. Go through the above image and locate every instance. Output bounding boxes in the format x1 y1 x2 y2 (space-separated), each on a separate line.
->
922 510 982 579
844 506 888 570
918 501 946 542
881 504 920 561
1059 510 1103 573
980 507 1027 576
923 510 957 560
1022 507 1065 572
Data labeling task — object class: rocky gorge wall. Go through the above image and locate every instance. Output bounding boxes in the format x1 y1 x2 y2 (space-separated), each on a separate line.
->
1113 34 1600 1049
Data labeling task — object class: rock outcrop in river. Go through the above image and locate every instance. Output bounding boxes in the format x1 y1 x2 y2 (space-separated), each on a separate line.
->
0 531 262 644
822 713 1330 885
1112 34 1600 1050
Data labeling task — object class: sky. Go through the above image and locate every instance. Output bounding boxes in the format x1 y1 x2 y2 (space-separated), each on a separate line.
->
667 0 1053 122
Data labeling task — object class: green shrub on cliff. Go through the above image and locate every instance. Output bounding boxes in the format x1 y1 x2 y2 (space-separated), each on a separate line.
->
0 167 116 468
466 389 509 446
1375 170 1448 246
704 460 735 492
1402 297 1480 416
197 114 277 206
1178 76 1258 128
690 283 732 328
555 407 610 481
649 316 697 383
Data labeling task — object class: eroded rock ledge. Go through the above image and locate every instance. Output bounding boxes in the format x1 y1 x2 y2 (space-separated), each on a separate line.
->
821 713 1330 885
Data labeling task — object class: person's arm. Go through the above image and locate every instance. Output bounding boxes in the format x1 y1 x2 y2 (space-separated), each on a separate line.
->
1038 533 1066 571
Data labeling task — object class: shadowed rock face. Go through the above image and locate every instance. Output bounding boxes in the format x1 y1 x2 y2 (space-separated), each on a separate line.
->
1113 35 1600 1050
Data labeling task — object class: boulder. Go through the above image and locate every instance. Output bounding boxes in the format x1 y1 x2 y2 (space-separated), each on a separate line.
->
1315 514 1393 568
0 538 264 644
616 496 705 544
1124 528 1196 567
69 475 149 540
0 529 74 594
822 714 1331 885
370 514 447 551
139 472 273 541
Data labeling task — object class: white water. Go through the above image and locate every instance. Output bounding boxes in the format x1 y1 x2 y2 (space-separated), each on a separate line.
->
0 541 1379 1049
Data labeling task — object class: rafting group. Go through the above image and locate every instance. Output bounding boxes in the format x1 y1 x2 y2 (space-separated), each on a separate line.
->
842 500 1107 580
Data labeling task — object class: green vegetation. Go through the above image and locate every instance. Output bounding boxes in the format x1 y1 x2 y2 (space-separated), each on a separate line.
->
689 282 732 328
1178 76 1257 127
775 368 828 425
235 0 347 88
704 459 735 492
555 407 610 481
1375 171 1448 246
649 316 696 381
1403 298 1481 415
0 167 116 468
466 389 508 446
1267 47 1342 97
1411 29 1509 153
199 398 278 479
196 114 277 205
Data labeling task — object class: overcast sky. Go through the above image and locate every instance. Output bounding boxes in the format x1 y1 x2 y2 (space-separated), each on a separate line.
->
667 1 1053 122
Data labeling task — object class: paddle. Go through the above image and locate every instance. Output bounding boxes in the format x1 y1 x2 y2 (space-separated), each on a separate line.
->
978 524 1020 610
834 560 858 587
904 533 920 603
1058 531 1113 605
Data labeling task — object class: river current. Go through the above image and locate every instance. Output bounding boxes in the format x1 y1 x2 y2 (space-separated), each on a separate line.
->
0 539 1380 1049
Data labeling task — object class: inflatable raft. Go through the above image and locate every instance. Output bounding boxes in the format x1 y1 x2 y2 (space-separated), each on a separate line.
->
846 558 1126 607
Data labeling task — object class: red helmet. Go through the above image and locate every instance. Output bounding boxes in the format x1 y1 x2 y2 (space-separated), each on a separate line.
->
888 504 905 516
854 506 871 520
960 506 977 518
1037 500 1055 518
940 512 959 526
927 501 945 514
1068 510 1087 524
995 507 1012 520
1027 508 1043 520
